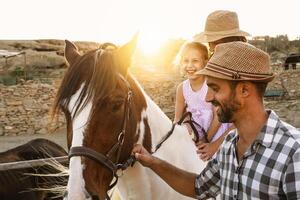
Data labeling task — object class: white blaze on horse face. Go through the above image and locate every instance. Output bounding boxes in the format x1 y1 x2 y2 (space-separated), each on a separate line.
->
65 84 92 200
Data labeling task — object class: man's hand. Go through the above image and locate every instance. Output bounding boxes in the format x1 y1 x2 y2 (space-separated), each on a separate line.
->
132 144 198 198
132 144 156 168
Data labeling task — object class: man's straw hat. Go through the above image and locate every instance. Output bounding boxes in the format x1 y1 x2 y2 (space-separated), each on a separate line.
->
193 10 250 43
196 42 275 82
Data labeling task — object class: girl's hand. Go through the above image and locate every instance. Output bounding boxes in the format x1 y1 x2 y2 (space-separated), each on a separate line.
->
196 141 218 161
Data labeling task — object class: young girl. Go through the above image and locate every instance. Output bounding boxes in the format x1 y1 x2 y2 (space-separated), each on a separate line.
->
174 42 232 161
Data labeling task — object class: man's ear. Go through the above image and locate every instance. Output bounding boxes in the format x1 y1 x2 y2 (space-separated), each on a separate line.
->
238 82 251 97
64 40 81 66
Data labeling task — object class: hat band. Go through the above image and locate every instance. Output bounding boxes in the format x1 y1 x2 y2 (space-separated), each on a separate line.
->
206 62 273 80
204 28 241 35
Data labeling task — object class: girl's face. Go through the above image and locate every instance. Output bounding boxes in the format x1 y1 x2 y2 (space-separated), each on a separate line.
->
181 48 206 80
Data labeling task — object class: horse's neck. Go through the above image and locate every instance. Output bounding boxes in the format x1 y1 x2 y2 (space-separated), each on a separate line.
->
118 94 202 200
143 95 174 150
133 78 187 151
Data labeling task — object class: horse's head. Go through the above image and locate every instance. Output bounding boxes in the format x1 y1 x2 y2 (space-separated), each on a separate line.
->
53 35 151 200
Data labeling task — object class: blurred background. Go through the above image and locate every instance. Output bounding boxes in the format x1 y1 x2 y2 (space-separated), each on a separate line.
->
0 0 299 150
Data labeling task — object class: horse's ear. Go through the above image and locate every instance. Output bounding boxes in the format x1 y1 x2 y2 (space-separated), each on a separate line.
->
117 33 138 73
64 40 81 66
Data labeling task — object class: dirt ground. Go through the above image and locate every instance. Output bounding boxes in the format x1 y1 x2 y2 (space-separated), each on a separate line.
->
0 128 67 152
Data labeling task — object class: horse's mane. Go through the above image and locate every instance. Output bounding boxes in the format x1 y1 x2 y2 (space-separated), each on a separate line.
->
52 45 119 119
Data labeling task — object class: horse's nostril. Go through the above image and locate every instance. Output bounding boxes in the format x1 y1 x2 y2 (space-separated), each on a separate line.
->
83 189 100 200
92 195 100 200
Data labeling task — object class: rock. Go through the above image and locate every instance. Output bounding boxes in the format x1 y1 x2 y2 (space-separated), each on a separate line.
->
26 127 35 135
0 127 3 136
36 128 47 134
293 117 300 128
6 100 22 106
23 99 36 109
0 108 6 116
4 126 13 130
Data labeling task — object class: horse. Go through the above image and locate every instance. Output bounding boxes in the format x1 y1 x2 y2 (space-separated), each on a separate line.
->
0 138 68 200
52 36 207 200
284 53 300 70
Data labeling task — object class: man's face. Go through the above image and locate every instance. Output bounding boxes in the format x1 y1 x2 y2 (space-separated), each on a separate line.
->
205 77 241 123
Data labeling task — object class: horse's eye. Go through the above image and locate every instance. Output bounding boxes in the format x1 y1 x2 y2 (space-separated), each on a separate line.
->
111 100 124 112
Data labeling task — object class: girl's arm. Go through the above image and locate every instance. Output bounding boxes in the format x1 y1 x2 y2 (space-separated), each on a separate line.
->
197 124 235 161
174 82 186 123
206 107 221 142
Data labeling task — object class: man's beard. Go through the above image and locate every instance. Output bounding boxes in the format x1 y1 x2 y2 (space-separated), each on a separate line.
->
211 98 240 123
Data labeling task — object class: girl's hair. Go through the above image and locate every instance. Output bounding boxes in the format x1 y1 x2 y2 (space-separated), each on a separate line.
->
174 42 208 71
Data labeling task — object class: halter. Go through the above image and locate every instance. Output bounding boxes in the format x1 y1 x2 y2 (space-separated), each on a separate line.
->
68 73 136 199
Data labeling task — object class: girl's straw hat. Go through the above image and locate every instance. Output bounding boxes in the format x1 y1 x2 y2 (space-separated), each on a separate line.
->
196 42 275 82
194 10 250 43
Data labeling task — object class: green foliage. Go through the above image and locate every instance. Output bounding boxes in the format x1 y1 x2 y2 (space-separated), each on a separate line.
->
10 66 25 77
0 66 34 85
0 74 17 86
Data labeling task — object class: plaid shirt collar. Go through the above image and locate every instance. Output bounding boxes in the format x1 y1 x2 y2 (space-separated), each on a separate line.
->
195 109 300 199
227 110 278 154
256 110 278 148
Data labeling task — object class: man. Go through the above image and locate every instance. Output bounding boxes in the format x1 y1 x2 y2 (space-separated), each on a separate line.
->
193 10 250 53
133 42 300 199
192 10 250 161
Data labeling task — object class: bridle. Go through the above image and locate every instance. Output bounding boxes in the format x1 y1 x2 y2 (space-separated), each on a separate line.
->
68 73 136 199
154 111 208 153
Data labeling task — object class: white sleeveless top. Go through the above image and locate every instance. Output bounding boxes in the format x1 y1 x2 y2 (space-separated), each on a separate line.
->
182 79 213 140
182 79 231 142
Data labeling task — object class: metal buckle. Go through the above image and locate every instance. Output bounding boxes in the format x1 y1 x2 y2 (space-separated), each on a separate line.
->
118 132 125 144
127 90 132 101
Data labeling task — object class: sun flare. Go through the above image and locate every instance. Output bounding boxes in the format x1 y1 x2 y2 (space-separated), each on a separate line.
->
137 28 166 56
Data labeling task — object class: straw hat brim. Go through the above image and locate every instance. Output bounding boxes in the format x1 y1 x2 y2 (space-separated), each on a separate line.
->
194 30 250 43
196 68 275 82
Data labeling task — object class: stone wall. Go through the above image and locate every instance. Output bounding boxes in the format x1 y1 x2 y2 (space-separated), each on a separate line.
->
137 69 300 127
135 71 184 118
0 69 299 136
0 80 65 136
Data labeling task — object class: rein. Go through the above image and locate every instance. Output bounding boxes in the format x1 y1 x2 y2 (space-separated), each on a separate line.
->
154 111 208 153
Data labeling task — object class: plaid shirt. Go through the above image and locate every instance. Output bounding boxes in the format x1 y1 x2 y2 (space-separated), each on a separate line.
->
195 110 300 199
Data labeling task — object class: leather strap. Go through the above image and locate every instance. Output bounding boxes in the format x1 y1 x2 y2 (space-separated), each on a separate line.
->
69 146 117 173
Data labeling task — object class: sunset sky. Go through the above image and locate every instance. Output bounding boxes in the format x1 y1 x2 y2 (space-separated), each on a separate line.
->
1 0 299 54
